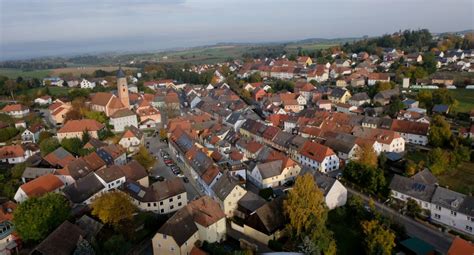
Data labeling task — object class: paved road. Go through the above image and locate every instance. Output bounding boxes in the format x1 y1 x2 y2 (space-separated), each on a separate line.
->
145 135 202 201
347 187 454 253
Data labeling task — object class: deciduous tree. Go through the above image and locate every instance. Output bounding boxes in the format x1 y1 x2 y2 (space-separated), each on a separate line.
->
39 137 60 156
429 115 452 147
356 143 378 168
133 146 156 171
91 191 137 228
13 193 70 241
361 220 396 255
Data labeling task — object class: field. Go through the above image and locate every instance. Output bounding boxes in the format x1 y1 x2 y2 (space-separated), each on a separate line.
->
50 66 137 76
449 89 474 113
436 162 474 195
24 86 71 97
327 208 364 255
285 43 337 51
0 68 52 79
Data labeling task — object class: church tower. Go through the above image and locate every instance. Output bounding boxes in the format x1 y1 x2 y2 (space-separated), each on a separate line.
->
117 66 130 108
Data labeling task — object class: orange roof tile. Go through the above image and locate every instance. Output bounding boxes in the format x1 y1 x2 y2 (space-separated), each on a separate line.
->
447 237 474 255
58 119 104 133
20 174 63 198
2 104 28 112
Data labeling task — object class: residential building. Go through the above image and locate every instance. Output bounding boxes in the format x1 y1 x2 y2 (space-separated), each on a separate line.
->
247 157 301 188
110 108 138 132
119 126 144 152
1 104 29 118
21 124 44 143
211 174 247 217
314 174 347 210
14 174 64 203
297 141 339 173
57 119 105 141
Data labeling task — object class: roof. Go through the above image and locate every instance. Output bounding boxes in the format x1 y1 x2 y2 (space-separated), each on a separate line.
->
83 138 107 149
329 88 349 99
299 141 334 163
400 237 435 255
75 215 103 240
314 173 337 196
212 174 240 201
256 160 284 179
22 167 56 180
391 119 429 136
246 196 285 235
44 147 75 168
117 67 126 78
1 104 28 112
431 186 468 212
0 200 16 223
63 173 105 203
110 108 136 119
94 165 125 183
188 196 226 227
238 191 266 213
432 104 450 113
0 145 25 159
153 177 186 201
448 237 474 255
20 174 64 198
350 92 369 101
90 92 114 107
33 221 85 255
120 160 147 182
411 169 438 185
58 119 104 133
389 174 436 202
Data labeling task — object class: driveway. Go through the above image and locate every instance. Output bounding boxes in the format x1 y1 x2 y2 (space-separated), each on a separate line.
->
347 187 454 253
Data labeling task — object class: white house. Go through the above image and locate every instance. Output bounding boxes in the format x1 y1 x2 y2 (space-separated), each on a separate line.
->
94 165 126 191
109 109 138 132
21 124 44 143
1 104 29 118
389 174 435 210
247 158 301 189
80 79 96 89
314 174 347 210
212 174 247 217
14 174 64 203
119 126 144 152
34 96 52 105
296 141 339 173
0 145 36 164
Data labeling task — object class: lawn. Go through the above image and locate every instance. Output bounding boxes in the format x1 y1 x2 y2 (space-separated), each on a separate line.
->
327 208 364 255
0 68 52 79
24 86 71 97
436 161 474 195
449 89 474 113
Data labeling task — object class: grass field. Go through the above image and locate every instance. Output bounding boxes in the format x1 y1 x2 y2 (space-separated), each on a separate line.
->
24 87 71 97
328 208 364 255
449 89 474 113
50 66 137 76
0 68 52 79
437 161 474 195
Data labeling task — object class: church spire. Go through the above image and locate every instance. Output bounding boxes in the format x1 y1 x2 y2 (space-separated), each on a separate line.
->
117 65 126 78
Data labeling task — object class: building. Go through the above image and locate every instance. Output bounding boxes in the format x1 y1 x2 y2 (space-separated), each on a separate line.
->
1 104 29 118
247 157 301 188
389 174 436 210
34 95 52 105
352 127 405 153
122 178 187 214
328 88 351 104
367 73 390 86
119 126 144 152
0 144 37 164
152 196 226 255
32 221 86 255
80 79 96 89
297 141 339 173
117 67 130 108
314 174 347 210
211 174 247 217
348 92 370 106
44 147 75 168
0 200 18 255
241 197 285 244
109 108 138 132
48 100 71 126
57 119 105 141
14 174 65 203
21 124 44 143
390 120 429 145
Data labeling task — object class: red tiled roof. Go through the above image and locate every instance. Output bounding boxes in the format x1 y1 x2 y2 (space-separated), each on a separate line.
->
447 237 474 255
299 141 334 163
2 104 28 112
0 145 25 159
58 119 104 133
20 174 63 198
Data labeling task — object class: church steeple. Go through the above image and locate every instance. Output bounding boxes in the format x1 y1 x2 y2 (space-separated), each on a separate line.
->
117 66 130 108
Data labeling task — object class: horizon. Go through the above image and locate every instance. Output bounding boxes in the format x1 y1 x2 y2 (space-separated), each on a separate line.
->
1 0 473 61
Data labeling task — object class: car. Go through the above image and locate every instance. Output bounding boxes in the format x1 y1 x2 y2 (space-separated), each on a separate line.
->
183 177 189 183
164 159 173 164
149 175 165 182
163 155 170 159
177 174 185 178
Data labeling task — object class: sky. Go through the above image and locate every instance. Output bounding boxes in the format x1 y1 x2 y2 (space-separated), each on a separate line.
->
0 0 473 60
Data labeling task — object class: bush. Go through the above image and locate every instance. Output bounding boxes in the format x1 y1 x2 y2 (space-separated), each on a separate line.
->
268 239 283 251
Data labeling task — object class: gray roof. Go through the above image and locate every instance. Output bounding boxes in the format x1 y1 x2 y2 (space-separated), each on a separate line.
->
34 221 85 255
22 167 56 180
458 196 474 217
117 67 126 78
225 112 242 125
389 174 436 202
95 165 125 183
157 207 198 246
212 174 240 201
63 173 105 204
323 133 356 154
272 130 294 147
411 169 438 185
431 187 467 213
314 174 337 196
330 87 348 99
374 88 399 100
75 215 103 240
247 196 285 234
238 191 266 213
350 92 369 101
256 160 283 179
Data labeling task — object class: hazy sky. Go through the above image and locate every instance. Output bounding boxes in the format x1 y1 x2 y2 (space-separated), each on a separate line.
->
1 0 473 60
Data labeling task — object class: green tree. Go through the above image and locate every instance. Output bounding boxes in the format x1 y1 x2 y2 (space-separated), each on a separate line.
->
159 128 168 141
422 52 437 74
406 198 422 218
427 148 450 175
11 163 27 179
39 137 61 156
13 193 70 242
133 146 156 171
284 173 337 254
405 160 418 176
61 137 84 156
38 131 53 144
344 162 386 195
102 235 131 255
428 115 452 147
91 191 137 228
84 111 108 124
387 96 404 118
361 220 396 255
0 127 19 143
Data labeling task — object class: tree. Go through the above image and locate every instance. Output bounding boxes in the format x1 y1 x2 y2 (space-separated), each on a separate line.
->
429 115 452 147
0 127 19 143
102 235 131 255
84 111 108 124
159 128 168 141
405 160 417 176
355 143 378 168
284 174 336 254
91 191 136 228
13 193 70 242
39 137 60 156
344 162 386 195
38 131 53 144
361 220 396 255
406 198 422 218
387 96 404 118
376 82 393 93
61 137 84 156
133 146 156 170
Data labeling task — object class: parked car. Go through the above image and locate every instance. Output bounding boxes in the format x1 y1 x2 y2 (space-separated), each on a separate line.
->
149 175 165 182
183 177 189 183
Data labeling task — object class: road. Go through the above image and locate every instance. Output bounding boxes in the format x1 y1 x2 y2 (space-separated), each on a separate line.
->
145 135 202 201
346 187 454 253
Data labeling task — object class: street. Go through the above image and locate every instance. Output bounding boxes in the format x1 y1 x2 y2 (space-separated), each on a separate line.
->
145 135 202 201
346 187 454 253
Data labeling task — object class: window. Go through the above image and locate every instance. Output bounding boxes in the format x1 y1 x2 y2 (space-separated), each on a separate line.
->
160 201 163 205
170 205 174 210
466 226 473 232
177 195 181 199
161 209 164 213
436 205 441 211
434 214 440 219
163 234 167 239
169 198 173 202
178 202 182 206
451 211 457 216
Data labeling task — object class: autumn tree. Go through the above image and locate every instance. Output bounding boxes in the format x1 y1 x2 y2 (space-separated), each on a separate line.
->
159 128 168 141
91 191 137 228
13 193 70 241
39 137 61 156
404 160 418 176
133 146 156 171
429 115 452 147
427 148 450 175
356 143 378 168
361 220 396 255
284 173 337 254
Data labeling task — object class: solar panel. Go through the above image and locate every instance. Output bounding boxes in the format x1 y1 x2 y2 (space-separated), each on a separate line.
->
128 183 141 194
